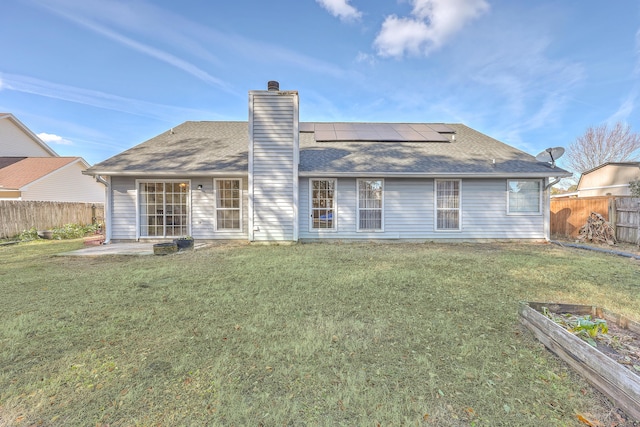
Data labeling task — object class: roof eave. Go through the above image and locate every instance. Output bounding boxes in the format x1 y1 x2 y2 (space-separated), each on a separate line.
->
83 170 248 177
298 171 573 178
84 170 571 179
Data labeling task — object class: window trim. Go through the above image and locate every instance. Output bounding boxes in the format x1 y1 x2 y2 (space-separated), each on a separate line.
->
136 179 191 239
356 178 384 232
308 178 337 232
434 179 462 232
214 178 243 232
506 179 543 216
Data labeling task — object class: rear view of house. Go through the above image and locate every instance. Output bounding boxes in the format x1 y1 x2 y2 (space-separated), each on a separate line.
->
84 82 571 243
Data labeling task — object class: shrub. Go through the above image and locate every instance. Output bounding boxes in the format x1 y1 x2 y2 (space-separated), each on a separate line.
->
50 223 101 240
630 179 640 197
17 227 39 241
10 223 102 242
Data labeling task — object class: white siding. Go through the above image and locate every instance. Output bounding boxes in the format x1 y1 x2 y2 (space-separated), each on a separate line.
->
0 118 54 157
191 178 248 240
300 178 546 240
111 177 137 240
22 161 104 203
249 90 298 241
110 176 248 241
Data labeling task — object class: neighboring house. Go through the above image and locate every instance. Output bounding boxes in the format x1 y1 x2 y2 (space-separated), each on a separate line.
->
0 113 104 203
576 162 640 197
84 82 571 243
0 157 103 202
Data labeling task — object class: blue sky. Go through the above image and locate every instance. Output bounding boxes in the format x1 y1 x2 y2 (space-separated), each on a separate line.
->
1 0 639 173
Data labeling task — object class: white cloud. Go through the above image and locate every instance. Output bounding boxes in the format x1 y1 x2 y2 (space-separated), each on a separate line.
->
374 0 489 58
1 73 217 122
29 0 345 83
355 51 377 66
29 0 231 92
37 132 73 145
316 0 362 22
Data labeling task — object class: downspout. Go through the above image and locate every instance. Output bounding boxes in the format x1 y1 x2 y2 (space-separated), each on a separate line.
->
94 175 112 244
545 177 562 190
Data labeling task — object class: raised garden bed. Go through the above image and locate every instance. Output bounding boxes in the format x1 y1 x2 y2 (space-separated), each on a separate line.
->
519 302 640 421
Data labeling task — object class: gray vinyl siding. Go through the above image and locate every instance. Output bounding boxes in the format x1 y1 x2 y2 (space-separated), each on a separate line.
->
111 176 137 240
110 176 248 241
191 178 248 240
249 92 298 241
299 178 545 240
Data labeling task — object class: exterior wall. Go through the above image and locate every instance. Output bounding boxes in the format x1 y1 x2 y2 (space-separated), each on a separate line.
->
22 162 104 202
578 165 640 197
111 176 137 240
0 118 54 157
191 177 248 240
248 90 299 241
299 177 546 240
110 176 249 241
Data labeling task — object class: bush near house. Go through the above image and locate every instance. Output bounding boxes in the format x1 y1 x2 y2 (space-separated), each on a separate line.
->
11 223 101 242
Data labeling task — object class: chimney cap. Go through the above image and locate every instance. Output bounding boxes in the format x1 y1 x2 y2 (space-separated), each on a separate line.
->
267 81 280 91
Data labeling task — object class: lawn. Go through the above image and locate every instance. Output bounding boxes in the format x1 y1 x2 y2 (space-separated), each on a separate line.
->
1 240 639 426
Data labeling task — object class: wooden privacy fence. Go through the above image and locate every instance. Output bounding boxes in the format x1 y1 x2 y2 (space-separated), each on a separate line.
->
551 196 640 244
613 197 640 244
0 201 104 239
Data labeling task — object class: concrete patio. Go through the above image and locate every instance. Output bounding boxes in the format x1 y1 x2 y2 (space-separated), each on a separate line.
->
59 241 213 256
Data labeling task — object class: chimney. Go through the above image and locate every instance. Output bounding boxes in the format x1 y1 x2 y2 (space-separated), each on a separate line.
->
248 82 299 242
267 80 280 91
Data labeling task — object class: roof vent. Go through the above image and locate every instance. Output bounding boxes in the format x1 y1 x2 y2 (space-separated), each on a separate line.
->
267 81 280 91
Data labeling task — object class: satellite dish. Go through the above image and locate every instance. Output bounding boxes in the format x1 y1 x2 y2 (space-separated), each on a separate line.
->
535 147 565 168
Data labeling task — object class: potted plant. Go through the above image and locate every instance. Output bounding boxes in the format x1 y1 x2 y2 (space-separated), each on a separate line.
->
173 236 194 250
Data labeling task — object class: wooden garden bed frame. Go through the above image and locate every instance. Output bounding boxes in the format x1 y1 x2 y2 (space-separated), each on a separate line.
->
519 302 640 421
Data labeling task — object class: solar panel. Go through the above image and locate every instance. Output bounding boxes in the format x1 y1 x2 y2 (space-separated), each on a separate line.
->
308 123 454 142
426 124 455 133
299 122 314 132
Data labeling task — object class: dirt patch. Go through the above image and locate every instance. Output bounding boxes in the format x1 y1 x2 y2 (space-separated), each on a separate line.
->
545 311 640 378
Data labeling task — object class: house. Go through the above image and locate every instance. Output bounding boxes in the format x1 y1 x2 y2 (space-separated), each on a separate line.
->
84 82 571 243
0 113 104 203
576 162 640 197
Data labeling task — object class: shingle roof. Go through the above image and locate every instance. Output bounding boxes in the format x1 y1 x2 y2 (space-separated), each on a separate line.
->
87 121 249 176
0 157 81 189
86 121 571 178
580 162 640 176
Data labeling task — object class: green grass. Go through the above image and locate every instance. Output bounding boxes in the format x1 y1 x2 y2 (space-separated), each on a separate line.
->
1 240 639 426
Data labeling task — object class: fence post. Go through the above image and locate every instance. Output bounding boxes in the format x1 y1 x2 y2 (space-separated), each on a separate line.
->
608 197 617 238
637 200 640 248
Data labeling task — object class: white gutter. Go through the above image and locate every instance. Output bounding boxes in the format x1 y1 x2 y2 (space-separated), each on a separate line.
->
94 175 112 244
298 171 573 179
85 171 247 177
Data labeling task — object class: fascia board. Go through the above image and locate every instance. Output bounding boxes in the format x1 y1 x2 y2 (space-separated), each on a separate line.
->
298 171 573 179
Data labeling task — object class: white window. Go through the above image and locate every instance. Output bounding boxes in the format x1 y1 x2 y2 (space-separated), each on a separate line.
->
357 179 383 231
507 180 542 215
138 180 189 237
215 179 242 230
435 179 461 231
310 179 336 230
